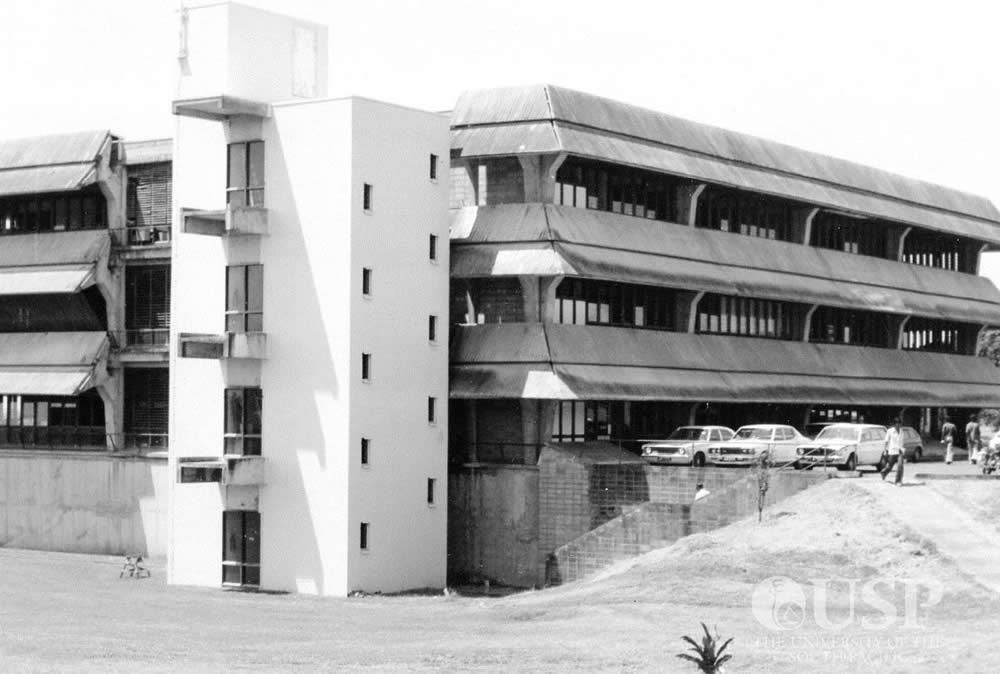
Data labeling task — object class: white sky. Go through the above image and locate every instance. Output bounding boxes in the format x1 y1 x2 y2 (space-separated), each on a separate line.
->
3 0 1000 278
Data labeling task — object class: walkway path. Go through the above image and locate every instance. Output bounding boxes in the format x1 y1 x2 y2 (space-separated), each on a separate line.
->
856 478 1000 594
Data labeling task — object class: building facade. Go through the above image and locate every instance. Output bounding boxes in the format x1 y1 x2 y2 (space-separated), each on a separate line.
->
167 2 450 595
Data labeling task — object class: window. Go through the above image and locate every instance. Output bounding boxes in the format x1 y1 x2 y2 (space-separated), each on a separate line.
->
427 478 436 505
427 397 436 424
554 158 680 221
361 353 372 381
224 387 262 455
360 522 370 550
227 141 264 207
362 268 372 296
125 265 170 346
429 234 438 261
222 510 260 586
0 189 107 235
123 368 168 449
179 466 221 483
555 279 676 330
697 294 802 341
428 315 437 342
361 437 370 465
810 306 892 348
429 154 438 180
0 392 105 449
226 264 263 333
363 183 373 211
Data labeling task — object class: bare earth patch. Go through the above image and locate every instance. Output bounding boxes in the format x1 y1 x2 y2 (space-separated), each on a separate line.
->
1 480 996 672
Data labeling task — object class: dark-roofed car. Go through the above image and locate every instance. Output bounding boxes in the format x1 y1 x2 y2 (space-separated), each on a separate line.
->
795 423 887 471
706 424 807 467
640 426 735 467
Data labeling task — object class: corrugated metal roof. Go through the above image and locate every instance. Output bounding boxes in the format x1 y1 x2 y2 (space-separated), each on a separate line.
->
0 230 110 268
450 205 1000 324
0 130 110 169
450 324 1000 407
0 130 111 198
0 331 108 367
0 265 96 295
124 138 172 165
450 85 1000 228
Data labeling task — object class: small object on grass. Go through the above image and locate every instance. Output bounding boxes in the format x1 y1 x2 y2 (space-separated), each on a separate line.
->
676 622 732 673
119 555 151 579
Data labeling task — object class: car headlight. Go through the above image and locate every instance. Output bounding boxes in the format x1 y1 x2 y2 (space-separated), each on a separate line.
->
797 447 805 455
642 446 651 455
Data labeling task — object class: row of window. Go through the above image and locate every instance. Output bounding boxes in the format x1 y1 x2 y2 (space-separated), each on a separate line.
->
0 392 106 448
555 278 675 330
554 159 683 222
696 295 804 341
695 189 796 242
0 190 106 235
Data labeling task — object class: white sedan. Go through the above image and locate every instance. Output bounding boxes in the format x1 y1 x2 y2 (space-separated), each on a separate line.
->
640 426 735 467
706 424 808 467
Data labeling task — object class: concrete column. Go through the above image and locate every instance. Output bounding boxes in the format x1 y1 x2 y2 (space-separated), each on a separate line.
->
802 305 819 342
97 370 123 452
890 226 913 262
457 279 477 324
893 315 911 350
539 153 567 204
688 402 703 426
676 291 705 333
518 277 541 322
793 207 820 246
518 155 546 202
675 184 707 226
539 276 563 323
463 400 478 463
458 159 479 206
520 399 556 464
96 136 127 337
972 243 989 275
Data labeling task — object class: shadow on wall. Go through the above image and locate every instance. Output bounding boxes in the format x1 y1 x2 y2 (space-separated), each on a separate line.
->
0 453 168 557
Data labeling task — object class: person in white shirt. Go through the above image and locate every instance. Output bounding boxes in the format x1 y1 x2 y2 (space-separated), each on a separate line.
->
881 417 905 485
694 483 711 501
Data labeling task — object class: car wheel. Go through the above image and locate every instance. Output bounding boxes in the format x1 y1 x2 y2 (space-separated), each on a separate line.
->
912 448 922 463
876 452 887 472
841 454 857 471
693 453 706 468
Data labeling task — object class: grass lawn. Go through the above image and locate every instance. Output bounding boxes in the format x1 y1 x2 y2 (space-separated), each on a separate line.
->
1 480 996 672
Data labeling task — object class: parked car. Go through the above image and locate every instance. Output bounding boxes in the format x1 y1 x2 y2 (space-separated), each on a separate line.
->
901 426 924 462
706 424 807 467
795 423 887 471
640 426 735 467
803 422 838 440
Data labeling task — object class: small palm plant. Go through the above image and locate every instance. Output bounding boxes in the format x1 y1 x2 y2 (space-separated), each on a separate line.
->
676 623 733 673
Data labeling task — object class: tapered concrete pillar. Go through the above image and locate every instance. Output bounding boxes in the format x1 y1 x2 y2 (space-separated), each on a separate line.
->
793 207 820 245
97 371 123 452
521 399 556 464
519 153 566 204
802 305 819 342
893 315 911 350
675 184 707 226
676 291 705 333
889 226 912 262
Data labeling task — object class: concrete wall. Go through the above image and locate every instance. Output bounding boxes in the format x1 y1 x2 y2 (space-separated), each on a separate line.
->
448 465 538 587
550 470 827 584
0 452 168 557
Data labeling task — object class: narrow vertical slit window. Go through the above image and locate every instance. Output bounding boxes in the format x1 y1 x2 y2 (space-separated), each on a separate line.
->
428 315 437 342
429 234 438 261
363 183 373 211
362 268 372 296
361 437 370 465
427 478 436 505
429 154 438 180
361 353 372 381
427 397 436 424
360 522 370 550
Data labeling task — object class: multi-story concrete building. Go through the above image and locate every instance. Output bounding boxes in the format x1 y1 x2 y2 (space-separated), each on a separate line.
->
446 85 1000 583
168 2 450 595
0 129 172 554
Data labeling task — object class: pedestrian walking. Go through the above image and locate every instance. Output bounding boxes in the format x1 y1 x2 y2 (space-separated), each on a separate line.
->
941 416 956 465
881 417 905 485
966 415 981 465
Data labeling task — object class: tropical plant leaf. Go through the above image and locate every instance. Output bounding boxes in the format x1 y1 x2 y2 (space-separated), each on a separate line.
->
676 654 702 664
716 637 734 657
717 654 733 666
681 635 702 652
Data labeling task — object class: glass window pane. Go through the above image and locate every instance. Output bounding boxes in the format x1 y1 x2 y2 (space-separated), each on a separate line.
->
225 389 243 434
247 265 263 312
226 314 244 333
246 313 263 332
245 389 262 435
223 511 244 562
22 402 35 427
222 564 242 584
228 144 247 189
243 512 261 564
248 142 265 187
224 436 244 455
227 266 246 313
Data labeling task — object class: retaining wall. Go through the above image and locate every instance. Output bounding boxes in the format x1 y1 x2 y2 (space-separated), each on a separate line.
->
0 451 169 558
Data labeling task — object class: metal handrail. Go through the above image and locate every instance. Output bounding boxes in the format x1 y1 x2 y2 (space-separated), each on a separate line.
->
110 328 170 348
111 224 171 246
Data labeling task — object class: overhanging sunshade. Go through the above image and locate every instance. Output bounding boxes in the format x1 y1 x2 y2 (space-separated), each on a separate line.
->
0 129 110 198
0 331 109 395
0 230 110 297
450 204 1000 325
450 85 1000 244
450 324 1000 408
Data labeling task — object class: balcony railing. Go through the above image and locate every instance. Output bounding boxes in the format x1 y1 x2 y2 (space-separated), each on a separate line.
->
0 430 168 452
111 224 171 247
111 329 170 349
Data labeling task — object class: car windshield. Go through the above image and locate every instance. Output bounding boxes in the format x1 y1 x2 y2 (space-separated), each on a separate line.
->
816 427 860 441
735 428 772 440
668 428 704 441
